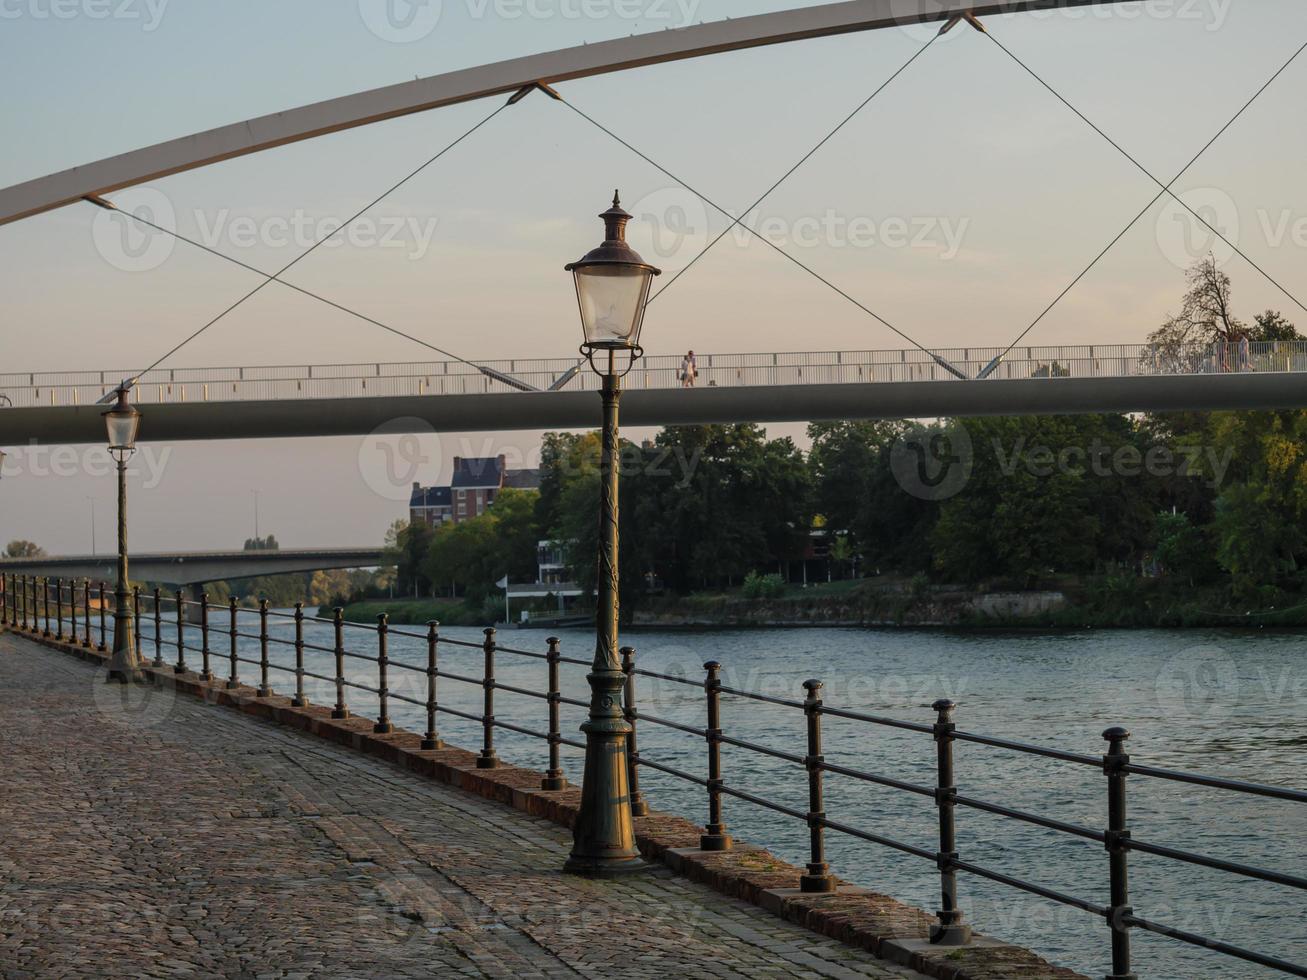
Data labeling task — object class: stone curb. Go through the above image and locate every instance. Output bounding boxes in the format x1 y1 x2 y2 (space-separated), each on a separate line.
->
15 627 1086 980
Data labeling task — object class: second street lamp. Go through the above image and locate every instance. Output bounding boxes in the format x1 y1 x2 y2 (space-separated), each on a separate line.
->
563 191 660 876
103 386 142 684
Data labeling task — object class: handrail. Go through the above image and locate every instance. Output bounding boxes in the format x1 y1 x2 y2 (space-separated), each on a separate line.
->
21 576 1305 980
5 341 1306 408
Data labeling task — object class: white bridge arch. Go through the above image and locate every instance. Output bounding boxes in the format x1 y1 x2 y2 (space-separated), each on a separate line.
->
0 0 1137 227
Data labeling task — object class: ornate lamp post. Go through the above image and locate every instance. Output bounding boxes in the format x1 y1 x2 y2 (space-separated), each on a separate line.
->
563 191 661 876
103 387 141 684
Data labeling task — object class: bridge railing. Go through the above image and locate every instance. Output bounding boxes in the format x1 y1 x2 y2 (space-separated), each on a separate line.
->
4 342 1306 408
6 572 1305 979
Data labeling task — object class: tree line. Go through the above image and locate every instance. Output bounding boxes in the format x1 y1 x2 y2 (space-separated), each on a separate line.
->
377 404 1306 616
377 259 1305 617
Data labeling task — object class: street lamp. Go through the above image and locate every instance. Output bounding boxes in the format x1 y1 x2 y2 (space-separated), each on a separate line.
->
563 191 660 876
103 386 141 684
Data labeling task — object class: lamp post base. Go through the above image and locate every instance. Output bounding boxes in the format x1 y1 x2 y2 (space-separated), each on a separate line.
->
564 677 645 877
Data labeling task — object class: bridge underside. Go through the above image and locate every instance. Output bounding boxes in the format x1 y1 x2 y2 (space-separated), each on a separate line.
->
0 552 384 587
2 374 1304 445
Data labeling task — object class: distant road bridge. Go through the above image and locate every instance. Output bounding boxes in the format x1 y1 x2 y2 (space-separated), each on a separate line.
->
1 345 1305 444
0 548 384 590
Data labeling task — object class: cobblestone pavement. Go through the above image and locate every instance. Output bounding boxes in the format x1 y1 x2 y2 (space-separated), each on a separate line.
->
0 634 930 979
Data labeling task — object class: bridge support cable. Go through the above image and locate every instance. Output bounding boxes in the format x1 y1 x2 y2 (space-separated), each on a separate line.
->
89 200 542 392
556 95 939 359
107 96 530 389
980 29 1307 363
644 30 943 308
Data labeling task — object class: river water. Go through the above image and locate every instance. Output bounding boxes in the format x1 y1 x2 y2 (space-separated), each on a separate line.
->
136 614 1305 979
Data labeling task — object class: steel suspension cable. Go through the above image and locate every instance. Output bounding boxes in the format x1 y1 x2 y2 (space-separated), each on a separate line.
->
982 29 1307 358
112 99 512 384
556 98 936 356
105 208 488 371
648 30 941 306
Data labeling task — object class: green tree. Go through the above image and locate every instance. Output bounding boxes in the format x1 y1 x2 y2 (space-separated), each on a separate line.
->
4 540 44 558
931 416 1156 586
1152 511 1216 587
1251 310 1299 341
491 487 543 585
394 521 434 597
1212 484 1302 597
422 514 502 603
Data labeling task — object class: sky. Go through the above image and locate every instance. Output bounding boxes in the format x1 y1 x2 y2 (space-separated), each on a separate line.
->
1 0 1306 554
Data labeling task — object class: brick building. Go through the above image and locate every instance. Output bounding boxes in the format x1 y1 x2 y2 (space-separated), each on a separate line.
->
409 456 541 527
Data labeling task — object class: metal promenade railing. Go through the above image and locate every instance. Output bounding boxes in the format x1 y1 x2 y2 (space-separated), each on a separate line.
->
3 342 1306 408
5 573 1305 979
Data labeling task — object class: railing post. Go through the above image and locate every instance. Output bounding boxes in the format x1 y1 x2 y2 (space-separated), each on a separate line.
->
133 586 141 657
42 577 51 637
801 679 835 893
54 577 64 641
1103 727 1136 980
19 576 26 630
291 602 306 707
1 573 8 627
543 636 565 790
374 613 393 733
477 627 499 769
174 589 187 674
421 621 443 750
331 607 349 718
199 592 213 681
226 596 239 689
82 580 92 648
97 582 107 651
257 598 271 697
700 661 732 851
151 587 163 667
621 647 648 816
930 699 971 945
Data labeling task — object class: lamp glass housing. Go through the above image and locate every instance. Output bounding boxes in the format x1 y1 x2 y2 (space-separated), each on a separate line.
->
572 265 655 350
104 404 140 454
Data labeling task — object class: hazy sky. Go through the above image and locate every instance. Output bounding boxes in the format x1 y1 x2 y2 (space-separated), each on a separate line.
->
2 0 1305 554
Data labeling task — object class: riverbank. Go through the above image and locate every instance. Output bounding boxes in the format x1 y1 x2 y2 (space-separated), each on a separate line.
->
631 578 1307 629
330 579 1307 630
324 598 486 627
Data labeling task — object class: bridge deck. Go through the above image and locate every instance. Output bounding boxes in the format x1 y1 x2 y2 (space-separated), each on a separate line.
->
5 346 1306 445
4 344 1305 408
0 632 921 979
